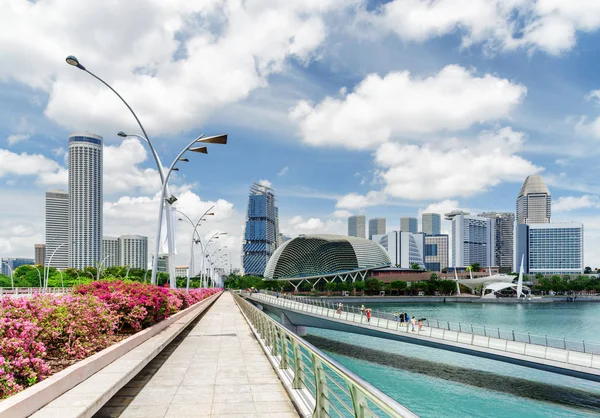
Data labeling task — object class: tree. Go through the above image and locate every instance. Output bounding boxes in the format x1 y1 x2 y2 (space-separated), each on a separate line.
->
353 281 366 294
325 281 337 295
438 280 457 295
390 280 407 295
429 272 439 281
364 278 384 294
468 263 481 273
409 262 421 270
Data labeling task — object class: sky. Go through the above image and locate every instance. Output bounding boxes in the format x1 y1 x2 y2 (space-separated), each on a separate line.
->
2 0 600 270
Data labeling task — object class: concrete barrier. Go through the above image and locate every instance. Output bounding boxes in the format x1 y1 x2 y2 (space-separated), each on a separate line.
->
0 292 221 418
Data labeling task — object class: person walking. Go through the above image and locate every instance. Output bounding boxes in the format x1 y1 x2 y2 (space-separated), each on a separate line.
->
405 313 411 328
394 311 399 322
360 304 365 316
400 312 405 324
336 303 343 314
411 316 417 332
366 308 372 323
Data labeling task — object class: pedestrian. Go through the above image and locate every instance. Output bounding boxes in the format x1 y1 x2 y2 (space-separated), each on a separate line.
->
276 291 279 298
336 303 343 314
394 311 399 322
405 313 411 328
400 312 405 324
418 318 423 331
366 308 371 323
360 304 365 316
411 316 416 332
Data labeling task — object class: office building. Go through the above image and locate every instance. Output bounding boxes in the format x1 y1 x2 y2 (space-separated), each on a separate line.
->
372 231 425 269
175 266 189 278
242 182 280 276
45 190 69 270
517 174 551 224
68 133 103 269
34 244 46 266
157 254 169 273
422 213 441 235
400 217 418 234
448 213 495 268
479 212 515 273
102 237 120 268
1 258 35 276
424 234 449 272
119 235 148 270
348 215 366 238
368 218 386 240
516 223 583 275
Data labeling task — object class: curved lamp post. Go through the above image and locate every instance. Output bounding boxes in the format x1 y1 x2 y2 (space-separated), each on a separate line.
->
176 206 215 291
45 242 67 289
206 245 227 288
97 254 115 281
201 232 227 288
33 266 42 288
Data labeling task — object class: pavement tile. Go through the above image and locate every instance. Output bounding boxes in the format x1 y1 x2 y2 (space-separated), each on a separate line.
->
212 401 256 415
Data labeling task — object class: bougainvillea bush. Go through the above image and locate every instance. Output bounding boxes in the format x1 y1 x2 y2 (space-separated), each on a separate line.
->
0 282 220 398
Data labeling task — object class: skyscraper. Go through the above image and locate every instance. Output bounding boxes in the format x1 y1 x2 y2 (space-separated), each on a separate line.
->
45 190 68 269
34 244 46 267
424 234 449 272
479 212 515 272
102 237 120 268
448 213 495 268
372 231 425 269
68 133 103 270
368 218 386 239
348 215 366 238
421 213 441 235
119 235 148 270
242 182 280 276
517 174 551 224
400 217 418 233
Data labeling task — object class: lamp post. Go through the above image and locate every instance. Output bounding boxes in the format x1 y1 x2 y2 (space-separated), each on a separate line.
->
200 232 227 288
97 254 115 281
176 206 215 291
206 245 227 287
45 242 67 289
1 262 14 289
33 266 42 288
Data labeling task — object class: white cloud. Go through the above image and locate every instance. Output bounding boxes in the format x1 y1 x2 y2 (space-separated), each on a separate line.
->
258 179 272 188
281 215 346 237
333 209 353 218
418 200 463 216
367 0 600 55
336 191 386 210
278 166 289 176
553 195 600 212
7 134 30 146
0 149 66 186
291 65 526 149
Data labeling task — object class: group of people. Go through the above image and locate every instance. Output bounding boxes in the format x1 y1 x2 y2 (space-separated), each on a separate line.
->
393 311 423 331
359 305 373 322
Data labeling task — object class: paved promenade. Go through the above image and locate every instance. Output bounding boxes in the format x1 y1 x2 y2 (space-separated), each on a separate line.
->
95 292 299 418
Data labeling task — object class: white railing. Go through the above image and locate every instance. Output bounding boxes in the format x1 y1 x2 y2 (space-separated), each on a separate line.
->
0 287 72 296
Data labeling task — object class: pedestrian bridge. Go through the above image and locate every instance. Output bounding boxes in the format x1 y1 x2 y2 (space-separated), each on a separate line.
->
245 292 600 382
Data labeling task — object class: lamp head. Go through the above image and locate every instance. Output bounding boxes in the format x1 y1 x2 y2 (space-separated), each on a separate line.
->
207 213 215 216
166 195 178 205
65 55 86 70
172 167 179 172
179 158 189 162
117 131 127 137
189 146 208 154
199 134 228 145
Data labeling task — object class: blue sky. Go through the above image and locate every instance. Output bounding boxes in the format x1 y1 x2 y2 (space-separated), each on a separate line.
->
2 0 600 269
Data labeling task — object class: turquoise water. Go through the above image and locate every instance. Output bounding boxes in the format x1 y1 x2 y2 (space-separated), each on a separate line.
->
302 302 600 417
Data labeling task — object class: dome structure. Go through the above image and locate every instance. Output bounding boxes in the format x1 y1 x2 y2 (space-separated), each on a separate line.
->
264 234 391 280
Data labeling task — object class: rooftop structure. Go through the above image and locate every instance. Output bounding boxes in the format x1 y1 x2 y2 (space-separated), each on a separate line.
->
517 174 551 224
400 217 418 234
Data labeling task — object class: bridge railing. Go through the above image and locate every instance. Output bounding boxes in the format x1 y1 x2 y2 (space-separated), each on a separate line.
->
251 292 600 370
0 287 72 296
234 292 418 418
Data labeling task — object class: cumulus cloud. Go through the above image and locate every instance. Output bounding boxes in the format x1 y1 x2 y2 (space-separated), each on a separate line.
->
553 195 600 212
336 191 386 210
418 200 464 216
333 209 353 218
282 215 345 237
0 149 66 186
291 65 526 149
258 179 272 188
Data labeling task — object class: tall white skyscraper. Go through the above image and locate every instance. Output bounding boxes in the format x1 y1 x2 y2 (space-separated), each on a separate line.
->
348 215 366 238
119 235 148 270
517 174 551 224
368 218 386 239
479 212 515 272
400 217 418 234
102 237 120 268
421 213 441 235
448 213 495 268
69 133 103 270
45 190 69 269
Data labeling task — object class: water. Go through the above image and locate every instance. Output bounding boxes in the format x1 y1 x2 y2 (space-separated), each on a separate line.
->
301 301 600 417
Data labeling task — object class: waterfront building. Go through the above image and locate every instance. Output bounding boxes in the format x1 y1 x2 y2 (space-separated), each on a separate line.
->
348 215 366 238
448 213 495 268
517 174 551 224
242 182 280 276
1 258 35 276
45 190 69 269
102 237 120 268
368 217 386 240
34 244 46 266
119 235 148 270
372 231 426 270
424 234 449 272
68 133 103 270
175 266 189 278
422 213 441 235
479 212 515 273
516 223 583 275
400 217 418 234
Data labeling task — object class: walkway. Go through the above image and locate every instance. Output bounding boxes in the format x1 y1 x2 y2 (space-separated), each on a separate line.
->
95 292 299 418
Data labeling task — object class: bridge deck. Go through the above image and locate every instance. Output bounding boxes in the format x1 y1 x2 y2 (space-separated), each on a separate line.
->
95 292 299 418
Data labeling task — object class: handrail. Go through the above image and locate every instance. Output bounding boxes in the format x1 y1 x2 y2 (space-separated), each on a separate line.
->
250 292 600 371
0 287 72 296
233 292 418 418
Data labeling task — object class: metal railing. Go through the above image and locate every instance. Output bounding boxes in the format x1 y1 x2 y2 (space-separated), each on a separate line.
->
0 287 72 296
233 293 418 418
250 292 600 371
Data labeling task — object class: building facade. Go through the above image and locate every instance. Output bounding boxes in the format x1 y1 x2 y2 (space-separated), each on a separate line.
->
1 258 35 276
119 235 148 270
34 244 46 266
175 266 189 278
348 215 366 238
400 217 418 234
368 218 386 240
373 231 426 270
479 212 515 273
157 254 169 273
242 183 280 276
102 237 120 268
516 174 551 224
424 234 449 272
422 213 441 235
45 190 69 270
450 214 495 268
68 133 103 270
516 223 583 275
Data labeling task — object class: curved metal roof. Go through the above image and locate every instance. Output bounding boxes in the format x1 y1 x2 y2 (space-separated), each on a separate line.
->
518 174 550 197
264 234 391 280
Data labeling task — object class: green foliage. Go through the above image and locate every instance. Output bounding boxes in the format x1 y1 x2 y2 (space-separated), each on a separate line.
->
353 281 366 293
429 273 439 281
325 281 337 292
409 262 421 270
223 274 268 290
390 280 407 295
468 263 481 272
532 274 600 293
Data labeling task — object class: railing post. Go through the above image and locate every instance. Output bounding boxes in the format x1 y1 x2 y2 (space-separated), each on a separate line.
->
311 356 330 418
583 340 586 353
271 323 279 357
279 329 289 369
459 322 462 333
349 383 367 418
528 332 531 344
564 338 567 350
483 326 486 337
291 339 304 390
512 330 515 341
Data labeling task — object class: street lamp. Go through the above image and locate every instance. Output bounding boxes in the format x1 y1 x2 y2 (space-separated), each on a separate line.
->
97 254 115 281
176 206 215 291
45 242 67 289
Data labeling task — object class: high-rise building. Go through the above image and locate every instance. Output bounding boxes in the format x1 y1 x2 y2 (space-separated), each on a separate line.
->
424 234 449 272
517 174 551 224
372 231 425 269
422 213 441 235
119 235 148 270
516 223 583 275
1 258 35 276
34 244 46 266
102 237 120 268
448 213 495 268
45 190 69 270
175 266 189 278
348 215 366 238
368 218 386 240
479 212 515 273
157 254 169 273
242 183 280 276
68 133 103 270
400 217 418 234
